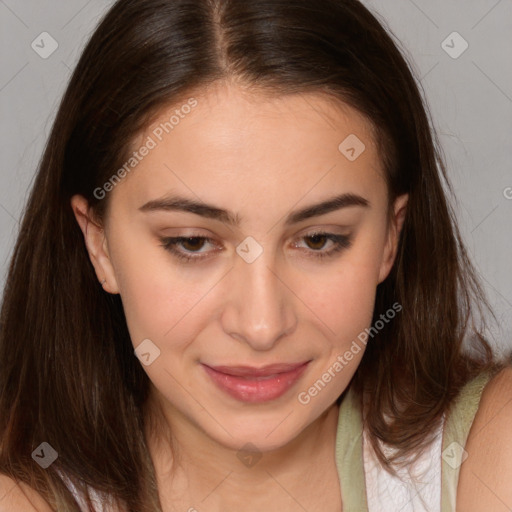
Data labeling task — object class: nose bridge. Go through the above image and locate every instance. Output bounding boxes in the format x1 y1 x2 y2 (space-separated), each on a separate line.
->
222 245 296 349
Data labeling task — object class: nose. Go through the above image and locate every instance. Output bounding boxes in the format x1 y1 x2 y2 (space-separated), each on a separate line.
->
221 251 297 351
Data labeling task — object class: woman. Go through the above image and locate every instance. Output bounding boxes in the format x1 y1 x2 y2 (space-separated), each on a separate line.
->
0 0 511 511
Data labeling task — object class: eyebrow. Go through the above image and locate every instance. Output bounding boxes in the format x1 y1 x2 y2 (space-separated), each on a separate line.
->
138 192 370 226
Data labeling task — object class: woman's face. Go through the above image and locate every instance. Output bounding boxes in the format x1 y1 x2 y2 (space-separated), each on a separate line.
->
72 82 407 452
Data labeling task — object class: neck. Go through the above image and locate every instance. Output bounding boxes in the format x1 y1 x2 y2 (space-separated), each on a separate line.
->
145 394 342 512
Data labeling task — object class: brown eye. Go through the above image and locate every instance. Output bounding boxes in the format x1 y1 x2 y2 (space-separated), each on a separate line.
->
305 234 330 250
294 232 353 260
160 235 218 263
180 237 207 251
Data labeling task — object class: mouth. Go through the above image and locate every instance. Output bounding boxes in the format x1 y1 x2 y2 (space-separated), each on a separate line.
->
201 361 311 403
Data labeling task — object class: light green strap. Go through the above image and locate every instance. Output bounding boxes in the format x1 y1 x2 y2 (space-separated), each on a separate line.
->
440 369 495 511
335 385 369 512
335 370 496 512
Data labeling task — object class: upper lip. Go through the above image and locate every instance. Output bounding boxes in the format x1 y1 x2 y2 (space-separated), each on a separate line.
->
204 361 310 377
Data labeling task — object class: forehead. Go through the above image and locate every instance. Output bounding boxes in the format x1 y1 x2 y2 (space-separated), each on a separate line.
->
108 83 386 217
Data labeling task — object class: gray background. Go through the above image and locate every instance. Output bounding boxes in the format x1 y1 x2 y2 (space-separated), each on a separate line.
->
1 1 511 354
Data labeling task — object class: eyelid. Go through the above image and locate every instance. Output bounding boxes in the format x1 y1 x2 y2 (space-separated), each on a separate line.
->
159 229 353 263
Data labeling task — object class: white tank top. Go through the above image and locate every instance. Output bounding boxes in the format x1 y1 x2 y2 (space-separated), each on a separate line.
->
363 412 445 512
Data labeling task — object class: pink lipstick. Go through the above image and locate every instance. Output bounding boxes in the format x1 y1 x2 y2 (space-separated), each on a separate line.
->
202 361 311 403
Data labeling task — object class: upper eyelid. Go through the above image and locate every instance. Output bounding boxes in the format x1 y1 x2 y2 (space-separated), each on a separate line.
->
163 231 350 253
163 226 350 240
165 231 347 243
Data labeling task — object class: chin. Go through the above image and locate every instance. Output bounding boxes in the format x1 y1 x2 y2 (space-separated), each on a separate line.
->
199 406 320 452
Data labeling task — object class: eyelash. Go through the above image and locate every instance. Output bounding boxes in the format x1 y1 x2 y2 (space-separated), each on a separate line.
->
159 231 352 263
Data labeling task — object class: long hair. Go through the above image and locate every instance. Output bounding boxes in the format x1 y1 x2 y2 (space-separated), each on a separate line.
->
0 0 508 509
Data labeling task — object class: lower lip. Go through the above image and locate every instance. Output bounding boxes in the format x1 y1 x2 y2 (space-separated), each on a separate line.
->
202 362 310 403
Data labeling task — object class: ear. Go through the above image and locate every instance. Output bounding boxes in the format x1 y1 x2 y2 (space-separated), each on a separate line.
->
70 195 120 294
377 193 408 284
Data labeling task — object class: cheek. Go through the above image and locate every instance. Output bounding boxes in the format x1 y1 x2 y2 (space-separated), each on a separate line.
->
315 233 386 322
301 232 388 364
303 263 377 346
108 229 215 349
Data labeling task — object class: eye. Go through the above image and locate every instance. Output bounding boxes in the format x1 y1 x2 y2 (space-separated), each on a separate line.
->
159 235 219 263
293 232 352 260
159 231 353 263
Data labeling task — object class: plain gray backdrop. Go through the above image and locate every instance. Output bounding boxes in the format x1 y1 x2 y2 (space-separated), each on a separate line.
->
1 0 511 353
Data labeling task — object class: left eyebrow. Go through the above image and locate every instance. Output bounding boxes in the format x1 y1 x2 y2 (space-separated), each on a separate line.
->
284 192 370 225
138 192 370 227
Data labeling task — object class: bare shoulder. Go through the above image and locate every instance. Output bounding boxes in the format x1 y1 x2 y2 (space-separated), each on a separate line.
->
0 474 53 512
456 365 512 512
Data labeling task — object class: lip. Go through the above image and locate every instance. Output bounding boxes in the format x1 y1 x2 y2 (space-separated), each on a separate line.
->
202 361 311 403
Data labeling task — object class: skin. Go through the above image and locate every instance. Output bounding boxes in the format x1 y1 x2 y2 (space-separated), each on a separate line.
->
0 81 512 512
71 82 408 511
1 83 511 512
456 366 512 512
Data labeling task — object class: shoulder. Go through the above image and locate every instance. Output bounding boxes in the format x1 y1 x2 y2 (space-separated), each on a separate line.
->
456 365 512 511
0 474 53 512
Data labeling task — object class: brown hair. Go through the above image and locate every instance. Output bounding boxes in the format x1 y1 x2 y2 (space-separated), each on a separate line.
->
0 0 509 509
